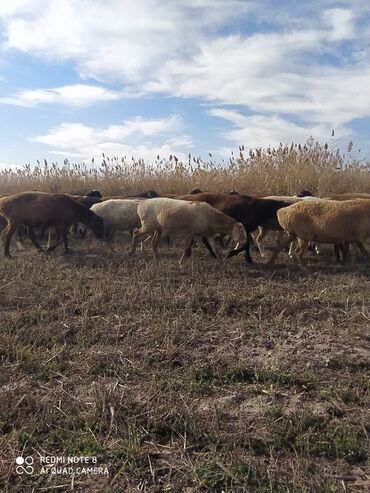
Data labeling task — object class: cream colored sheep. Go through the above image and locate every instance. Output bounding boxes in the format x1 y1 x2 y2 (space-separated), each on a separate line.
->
255 195 321 258
268 199 370 265
132 198 247 265
327 193 370 201
91 199 141 250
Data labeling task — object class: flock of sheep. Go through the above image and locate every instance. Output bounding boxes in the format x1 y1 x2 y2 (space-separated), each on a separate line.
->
0 188 370 266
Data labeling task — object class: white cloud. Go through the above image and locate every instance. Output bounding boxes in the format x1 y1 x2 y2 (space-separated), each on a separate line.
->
31 115 193 161
0 161 21 170
145 25 370 127
0 0 46 18
209 109 350 150
323 8 355 41
0 84 122 107
3 0 252 82
1 1 370 151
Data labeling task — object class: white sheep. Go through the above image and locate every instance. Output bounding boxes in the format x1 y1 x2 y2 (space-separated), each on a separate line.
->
132 198 247 265
90 199 141 250
268 198 370 265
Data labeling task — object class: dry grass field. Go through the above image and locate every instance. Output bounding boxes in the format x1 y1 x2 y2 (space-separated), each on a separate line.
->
0 142 369 492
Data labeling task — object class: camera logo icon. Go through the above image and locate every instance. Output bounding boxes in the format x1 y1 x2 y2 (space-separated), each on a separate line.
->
16 457 34 475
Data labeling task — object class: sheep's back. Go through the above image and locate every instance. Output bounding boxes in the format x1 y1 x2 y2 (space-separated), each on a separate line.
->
278 199 370 242
91 199 140 229
0 192 79 225
138 198 228 234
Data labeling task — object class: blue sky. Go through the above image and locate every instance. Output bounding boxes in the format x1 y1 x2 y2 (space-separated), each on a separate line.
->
0 0 369 168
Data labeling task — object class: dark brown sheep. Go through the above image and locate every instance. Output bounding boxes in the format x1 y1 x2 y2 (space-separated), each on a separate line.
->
296 190 314 198
0 191 104 257
86 190 102 198
128 190 159 199
74 195 102 208
179 192 290 263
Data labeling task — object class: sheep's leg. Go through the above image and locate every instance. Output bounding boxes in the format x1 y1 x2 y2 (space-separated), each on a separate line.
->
139 233 151 252
254 226 266 258
28 227 44 252
151 231 158 246
165 234 171 248
130 227 149 254
334 243 346 263
334 243 341 263
202 237 217 258
46 239 63 252
2 223 17 257
288 238 297 258
185 239 194 258
295 239 308 266
40 224 49 241
17 227 25 244
63 231 69 252
46 228 52 250
46 227 65 252
225 242 248 259
226 231 253 263
349 243 357 267
268 232 295 265
207 236 223 267
185 238 215 258
244 233 253 264
79 224 87 238
14 226 24 251
180 237 194 267
105 227 115 252
46 228 60 250
356 241 369 258
152 230 161 262
15 239 24 251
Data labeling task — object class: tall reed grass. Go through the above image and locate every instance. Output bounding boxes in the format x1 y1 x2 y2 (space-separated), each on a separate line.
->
1 138 369 196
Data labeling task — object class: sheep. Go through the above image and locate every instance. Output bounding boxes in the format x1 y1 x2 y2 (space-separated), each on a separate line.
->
90 199 141 250
178 192 290 263
0 191 104 257
327 193 370 201
268 199 370 266
128 190 159 199
74 195 102 209
261 194 368 263
86 190 102 198
255 195 322 258
296 190 314 198
132 198 247 266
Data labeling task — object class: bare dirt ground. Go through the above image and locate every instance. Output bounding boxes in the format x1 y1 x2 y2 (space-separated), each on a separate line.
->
0 233 369 492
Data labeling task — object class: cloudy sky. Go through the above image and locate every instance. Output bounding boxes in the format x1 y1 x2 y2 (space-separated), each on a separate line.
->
0 0 369 167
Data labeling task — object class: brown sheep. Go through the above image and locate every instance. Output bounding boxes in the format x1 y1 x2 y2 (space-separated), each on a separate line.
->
127 190 159 199
269 199 370 265
0 191 104 257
